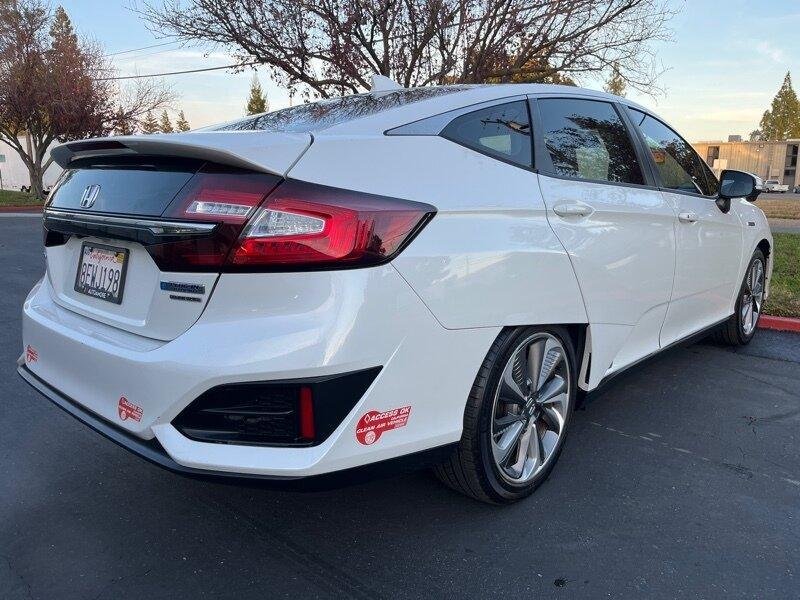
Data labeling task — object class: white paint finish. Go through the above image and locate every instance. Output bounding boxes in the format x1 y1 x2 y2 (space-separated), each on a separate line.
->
659 191 744 347
290 133 533 211
292 134 587 329
45 236 218 341
23 265 498 473
538 174 676 368
20 83 777 480
393 213 586 328
733 198 773 298
583 323 634 387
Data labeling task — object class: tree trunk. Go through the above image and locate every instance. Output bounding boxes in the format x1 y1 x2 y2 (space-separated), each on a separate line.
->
26 163 44 200
26 134 46 200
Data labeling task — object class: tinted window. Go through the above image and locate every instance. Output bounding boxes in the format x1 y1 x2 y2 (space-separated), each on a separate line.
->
440 101 532 168
538 98 644 185
629 109 719 196
48 157 201 216
207 86 476 133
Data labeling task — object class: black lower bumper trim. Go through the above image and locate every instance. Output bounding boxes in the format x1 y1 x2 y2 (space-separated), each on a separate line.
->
17 365 456 491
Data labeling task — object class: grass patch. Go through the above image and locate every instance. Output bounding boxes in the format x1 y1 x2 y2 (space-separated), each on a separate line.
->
768 233 800 318
758 198 800 220
0 189 42 207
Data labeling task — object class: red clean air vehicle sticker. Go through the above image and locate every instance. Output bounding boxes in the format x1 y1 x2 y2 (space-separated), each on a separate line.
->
356 406 411 445
118 397 143 422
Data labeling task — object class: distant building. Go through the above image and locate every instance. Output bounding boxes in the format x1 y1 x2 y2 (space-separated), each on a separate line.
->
0 137 61 191
692 139 800 187
727 135 742 143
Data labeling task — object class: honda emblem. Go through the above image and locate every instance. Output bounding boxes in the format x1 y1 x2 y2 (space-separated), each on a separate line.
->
80 184 101 208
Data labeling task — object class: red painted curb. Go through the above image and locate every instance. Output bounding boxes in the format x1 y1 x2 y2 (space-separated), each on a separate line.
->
0 205 43 213
759 315 800 333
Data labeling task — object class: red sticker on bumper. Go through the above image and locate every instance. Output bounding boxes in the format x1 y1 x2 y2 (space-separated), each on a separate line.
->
118 396 143 422
356 406 411 445
25 345 38 363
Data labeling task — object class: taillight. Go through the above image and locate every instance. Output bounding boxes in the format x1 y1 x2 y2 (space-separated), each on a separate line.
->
225 180 435 270
88 165 435 273
165 168 276 223
149 167 281 271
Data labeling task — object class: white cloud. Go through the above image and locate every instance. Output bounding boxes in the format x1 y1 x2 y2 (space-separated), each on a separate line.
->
754 41 786 63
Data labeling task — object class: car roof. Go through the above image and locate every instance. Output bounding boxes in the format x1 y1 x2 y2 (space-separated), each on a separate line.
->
201 82 661 138
318 83 655 135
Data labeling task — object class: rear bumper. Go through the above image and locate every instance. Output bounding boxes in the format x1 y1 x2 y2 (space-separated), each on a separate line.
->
21 267 498 478
18 364 455 489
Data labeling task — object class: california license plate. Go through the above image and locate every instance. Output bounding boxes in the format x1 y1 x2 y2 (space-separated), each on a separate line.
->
74 243 129 304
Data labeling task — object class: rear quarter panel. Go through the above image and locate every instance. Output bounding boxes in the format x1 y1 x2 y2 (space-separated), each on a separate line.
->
289 134 587 329
734 198 774 302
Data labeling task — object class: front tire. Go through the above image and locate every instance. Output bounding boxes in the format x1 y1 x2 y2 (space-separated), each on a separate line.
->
434 326 577 504
714 248 766 346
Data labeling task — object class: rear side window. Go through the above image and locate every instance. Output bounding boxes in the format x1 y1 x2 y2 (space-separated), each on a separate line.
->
538 98 644 185
440 101 532 168
629 109 719 196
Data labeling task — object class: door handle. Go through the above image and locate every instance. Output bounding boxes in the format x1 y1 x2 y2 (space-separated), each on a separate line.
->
678 211 699 223
553 203 593 218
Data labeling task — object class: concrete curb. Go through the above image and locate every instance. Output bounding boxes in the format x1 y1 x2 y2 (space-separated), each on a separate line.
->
759 315 800 333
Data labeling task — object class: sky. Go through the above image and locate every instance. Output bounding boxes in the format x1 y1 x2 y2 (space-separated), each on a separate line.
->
57 0 800 142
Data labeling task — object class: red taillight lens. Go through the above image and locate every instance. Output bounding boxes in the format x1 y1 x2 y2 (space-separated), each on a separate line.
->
149 167 280 271
165 169 277 223
226 180 435 270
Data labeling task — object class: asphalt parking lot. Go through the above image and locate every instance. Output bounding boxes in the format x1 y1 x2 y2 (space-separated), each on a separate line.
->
2 215 799 599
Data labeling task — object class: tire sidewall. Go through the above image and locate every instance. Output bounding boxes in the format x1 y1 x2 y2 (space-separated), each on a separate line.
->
476 326 578 502
734 250 765 344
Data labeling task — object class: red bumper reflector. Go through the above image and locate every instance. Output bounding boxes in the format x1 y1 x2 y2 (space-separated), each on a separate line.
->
299 386 315 440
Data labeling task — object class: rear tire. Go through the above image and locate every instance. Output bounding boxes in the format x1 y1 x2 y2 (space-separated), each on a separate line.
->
434 326 577 504
714 249 766 346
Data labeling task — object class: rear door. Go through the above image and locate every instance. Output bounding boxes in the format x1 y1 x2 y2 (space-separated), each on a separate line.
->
43 133 309 340
626 109 743 346
532 96 677 378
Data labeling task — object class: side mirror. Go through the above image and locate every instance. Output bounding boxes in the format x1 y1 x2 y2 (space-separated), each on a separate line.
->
719 170 762 203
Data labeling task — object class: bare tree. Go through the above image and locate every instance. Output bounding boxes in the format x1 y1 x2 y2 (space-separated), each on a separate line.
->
0 1 172 198
141 0 674 99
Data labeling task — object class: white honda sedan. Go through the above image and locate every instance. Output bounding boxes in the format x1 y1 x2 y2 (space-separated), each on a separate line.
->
19 83 771 503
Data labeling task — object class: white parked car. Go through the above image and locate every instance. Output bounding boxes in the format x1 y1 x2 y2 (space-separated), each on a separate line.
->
764 179 789 193
19 83 772 503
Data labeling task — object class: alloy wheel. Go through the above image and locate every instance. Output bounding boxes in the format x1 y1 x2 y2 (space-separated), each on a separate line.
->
490 332 571 485
741 258 765 336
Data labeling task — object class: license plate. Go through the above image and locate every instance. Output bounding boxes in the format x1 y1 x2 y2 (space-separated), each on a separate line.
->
74 243 129 304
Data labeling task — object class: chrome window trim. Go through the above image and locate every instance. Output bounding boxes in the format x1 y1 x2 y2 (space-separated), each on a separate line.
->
43 209 218 236
384 95 529 136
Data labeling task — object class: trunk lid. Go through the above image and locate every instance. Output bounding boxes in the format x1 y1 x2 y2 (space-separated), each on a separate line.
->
43 132 309 341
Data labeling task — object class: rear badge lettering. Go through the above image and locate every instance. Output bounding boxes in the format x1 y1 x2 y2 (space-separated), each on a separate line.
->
169 294 202 303
25 345 38 363
160 281 206 295
356 406 411 445
118 396 143 422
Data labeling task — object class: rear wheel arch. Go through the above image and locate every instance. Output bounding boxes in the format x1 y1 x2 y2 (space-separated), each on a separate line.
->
756 238 772 292
436 323 582 503
757 238 771 267
757 237 770 257
489 324 588 392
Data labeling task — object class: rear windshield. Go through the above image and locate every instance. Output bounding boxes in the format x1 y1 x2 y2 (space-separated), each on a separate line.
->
207 86 478 133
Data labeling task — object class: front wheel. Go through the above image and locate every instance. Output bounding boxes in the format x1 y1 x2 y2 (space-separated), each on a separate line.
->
434 326 577 504
714 249 766 346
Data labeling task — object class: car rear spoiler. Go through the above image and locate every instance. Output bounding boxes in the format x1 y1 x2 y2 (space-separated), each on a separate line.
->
50 131 313 177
